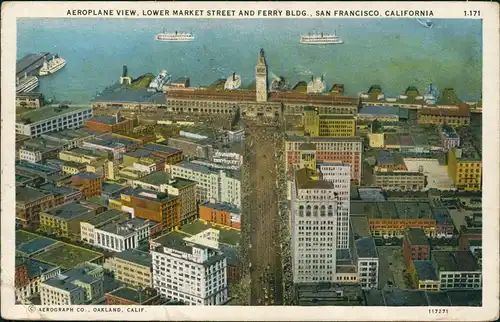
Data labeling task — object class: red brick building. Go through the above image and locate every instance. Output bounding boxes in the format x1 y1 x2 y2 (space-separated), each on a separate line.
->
284 136 362 185
15 258 29 290
403 228 431 267
71 172 104 198
199 203 241 230
85 115 133 133
143 143 184 165
105 287 161 305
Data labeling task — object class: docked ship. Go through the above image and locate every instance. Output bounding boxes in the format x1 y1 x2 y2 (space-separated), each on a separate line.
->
39 55 66 76
300 31 344 45
148 70 172 92
423 83 440 105
307 75 326 94
16 73 39 93
270 76 288 92
224 73 242 91
416 18 433 28
155 31 195 42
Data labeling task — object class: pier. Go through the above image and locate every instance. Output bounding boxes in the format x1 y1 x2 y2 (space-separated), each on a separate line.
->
16 52 52 78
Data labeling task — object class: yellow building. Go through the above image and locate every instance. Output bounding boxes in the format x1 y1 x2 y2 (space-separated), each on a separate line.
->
59 148 108 164
106 249 152 289
447 146 482 191
63 161 87 175
39 203 101 239
368 133 385 148
409 260 440 292
303 107 356 137
417 104 470 127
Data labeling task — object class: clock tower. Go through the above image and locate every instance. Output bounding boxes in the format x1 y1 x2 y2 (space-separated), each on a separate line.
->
255 48 268 102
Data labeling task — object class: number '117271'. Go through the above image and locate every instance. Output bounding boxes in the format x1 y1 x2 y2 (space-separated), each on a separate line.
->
464 10 481 17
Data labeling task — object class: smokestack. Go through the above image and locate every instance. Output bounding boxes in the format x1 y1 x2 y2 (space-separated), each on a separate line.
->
311 75 314 82
233 73 235 81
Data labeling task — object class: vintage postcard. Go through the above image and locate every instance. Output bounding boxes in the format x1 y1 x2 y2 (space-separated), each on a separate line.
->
1 1 499 321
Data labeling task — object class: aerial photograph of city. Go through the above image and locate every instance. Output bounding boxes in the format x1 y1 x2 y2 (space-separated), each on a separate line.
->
12 17 483 308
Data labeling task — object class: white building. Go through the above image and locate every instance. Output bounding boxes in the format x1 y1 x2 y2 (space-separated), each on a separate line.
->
353 237 379 289
170 161 241 208
150 229 228 305
432 251 482 290
39 268 103 305
80 209 129 245
318 162 351 249
16 105 93 138
291 168 339 284
15 258 60 304
94 218 153 252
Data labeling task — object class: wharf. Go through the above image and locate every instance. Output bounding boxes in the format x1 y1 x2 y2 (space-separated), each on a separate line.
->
16 52 52 78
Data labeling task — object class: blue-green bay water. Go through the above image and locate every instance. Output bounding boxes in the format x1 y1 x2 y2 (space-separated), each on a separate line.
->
17 18 482 104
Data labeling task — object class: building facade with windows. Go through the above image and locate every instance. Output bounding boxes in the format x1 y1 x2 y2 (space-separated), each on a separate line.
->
150 230 228 306
171 161 241 208
16 105 93 138
291 168 339 284
303 107 356 137
285 136 363 185
94 218 153 253
432 250 482 291
106 249 153 289
447 146 482 192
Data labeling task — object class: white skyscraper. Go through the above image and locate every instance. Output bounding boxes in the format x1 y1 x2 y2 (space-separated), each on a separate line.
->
150 229 228 306
291 168 339 284
317 162 351 249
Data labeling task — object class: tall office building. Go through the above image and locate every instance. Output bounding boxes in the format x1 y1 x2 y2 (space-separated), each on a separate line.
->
291 168 339 284
317 162 351 249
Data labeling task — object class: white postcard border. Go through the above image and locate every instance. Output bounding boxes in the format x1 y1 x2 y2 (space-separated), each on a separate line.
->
1 1 499 321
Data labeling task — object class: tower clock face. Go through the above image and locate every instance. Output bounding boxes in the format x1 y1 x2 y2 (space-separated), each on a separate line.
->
256 67 266 74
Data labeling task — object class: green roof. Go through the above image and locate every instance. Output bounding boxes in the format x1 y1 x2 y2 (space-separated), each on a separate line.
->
181 220 241 246
16 105 91 124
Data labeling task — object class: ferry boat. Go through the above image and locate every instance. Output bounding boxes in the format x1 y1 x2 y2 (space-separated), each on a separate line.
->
423 83 440 105
224 73 241 91
300 31 344 45
39 55 66 76
148 70 172 92
416 18 433 28
155 31 195 42
307 75 326 94
16 73 39 93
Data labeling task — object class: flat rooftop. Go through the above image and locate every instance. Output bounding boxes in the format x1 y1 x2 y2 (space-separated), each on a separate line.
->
405 228 429 245
153 231 197 253
350 201 433 220
38 183 79 197
173 161 218 175
349 216 371 238
16 105 91 124
98 218 151 236
144 143 181 155
41 128 95 141
33 243 103 270
92 83 165 104
16 186 53 204
88 115 128 125
295 168 334 190
128 187 179 203
114 249 152 267
73 171 103 180
181 220 241 246
82 209 128 227
125 148 153 159
413 260 438 281
200 202 241 214
102 182 128 195
43 203 94 220
359 106 409 119
107 287 157 303
354 237 378 259
16 237 58 256
432 250 478 272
